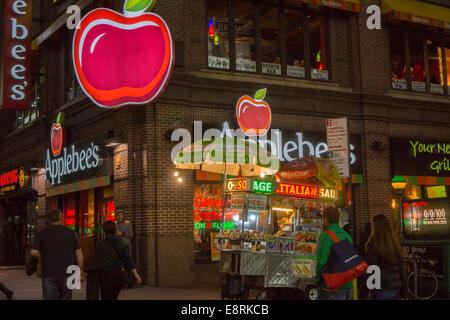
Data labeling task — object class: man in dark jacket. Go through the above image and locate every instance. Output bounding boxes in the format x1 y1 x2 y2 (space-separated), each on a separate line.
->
31 208 83 300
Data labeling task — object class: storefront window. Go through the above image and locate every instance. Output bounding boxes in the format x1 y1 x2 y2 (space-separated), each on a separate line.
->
286 8 305 79
427 36 444 94
260 2 280 76
390 27 407 90
445 37 450 92
235 0 256 73
410 33 426 93
207 0 230 70
309 13 328 81
194 183 225 262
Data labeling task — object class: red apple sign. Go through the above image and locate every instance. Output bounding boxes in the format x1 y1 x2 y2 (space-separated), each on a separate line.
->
72 1 174 108
51 112 64 156
236 89 272 136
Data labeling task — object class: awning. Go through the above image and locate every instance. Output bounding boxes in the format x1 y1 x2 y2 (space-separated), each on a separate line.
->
299 0 361 13
399 176 450 186
382 0 450 30
46 175 111 197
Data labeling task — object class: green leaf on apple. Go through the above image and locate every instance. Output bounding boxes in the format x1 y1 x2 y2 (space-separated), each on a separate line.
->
125 0 156 12
56 112 64 124
254 88 267 101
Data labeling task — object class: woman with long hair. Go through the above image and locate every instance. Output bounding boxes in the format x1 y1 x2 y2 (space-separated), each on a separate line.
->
364 214 407 300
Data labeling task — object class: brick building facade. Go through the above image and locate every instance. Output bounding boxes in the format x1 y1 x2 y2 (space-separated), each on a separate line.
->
0 0 449 288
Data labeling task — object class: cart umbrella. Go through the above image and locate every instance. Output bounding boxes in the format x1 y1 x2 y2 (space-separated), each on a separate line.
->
173 137 280 177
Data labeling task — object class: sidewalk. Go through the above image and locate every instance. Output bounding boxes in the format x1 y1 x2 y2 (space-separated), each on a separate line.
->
0 267 221 300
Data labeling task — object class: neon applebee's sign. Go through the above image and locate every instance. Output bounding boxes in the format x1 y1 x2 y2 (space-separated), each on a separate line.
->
1 0 32 110
72 0 174 108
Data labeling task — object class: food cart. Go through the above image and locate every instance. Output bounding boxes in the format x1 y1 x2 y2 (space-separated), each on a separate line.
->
218 157 341 300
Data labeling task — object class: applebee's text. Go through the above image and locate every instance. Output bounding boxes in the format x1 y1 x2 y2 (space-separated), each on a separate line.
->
2 0 32 108
45 142 100 185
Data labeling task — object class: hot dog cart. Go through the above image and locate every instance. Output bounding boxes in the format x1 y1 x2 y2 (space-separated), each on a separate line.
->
218 157 341 300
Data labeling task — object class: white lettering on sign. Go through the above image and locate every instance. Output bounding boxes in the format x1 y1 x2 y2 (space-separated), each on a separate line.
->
45 142 100 185
2 0 32 109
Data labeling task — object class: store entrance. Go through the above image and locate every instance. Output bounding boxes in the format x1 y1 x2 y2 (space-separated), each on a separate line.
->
1 200 36 265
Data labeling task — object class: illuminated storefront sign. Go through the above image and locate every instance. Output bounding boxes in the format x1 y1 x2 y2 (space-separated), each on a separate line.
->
226 179 250 192
0 167 29 192
45 142 102 185
391 137 450 176
195 221 235 230
1 0 32 110
194 197 228 208
72 0 174 108
252 180 273 193
275 182 336 200
235 89 271 136
201 122 363 172
403 200 450 237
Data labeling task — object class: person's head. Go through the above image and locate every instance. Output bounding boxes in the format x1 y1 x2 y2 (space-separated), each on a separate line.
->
103 220 116 236
322 206 340 228
366 214 402 265
116 209 124 222
47 208 62 224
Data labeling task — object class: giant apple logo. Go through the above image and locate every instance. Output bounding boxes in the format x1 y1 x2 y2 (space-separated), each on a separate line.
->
236 88 272 136
51 112 64 157
72 0 174 108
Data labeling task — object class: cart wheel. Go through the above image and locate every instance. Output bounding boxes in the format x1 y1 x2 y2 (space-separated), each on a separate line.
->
305 286 319 301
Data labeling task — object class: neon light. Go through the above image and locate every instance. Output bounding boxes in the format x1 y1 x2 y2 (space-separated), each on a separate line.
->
236 89 272 137
209 19 214 37
275 182 336 200
252 180 273 193
272 207 294 212
226 179 248 192
194 221 235 230
194 197 228 208
45 142 100 185
0 169 19 187
72 1 174 108
214 34 219 45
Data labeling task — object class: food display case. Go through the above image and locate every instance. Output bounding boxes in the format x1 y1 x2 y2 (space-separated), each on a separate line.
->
218 173 338 299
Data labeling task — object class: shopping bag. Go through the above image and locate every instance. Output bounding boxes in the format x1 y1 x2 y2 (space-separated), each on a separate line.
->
321 230 368 291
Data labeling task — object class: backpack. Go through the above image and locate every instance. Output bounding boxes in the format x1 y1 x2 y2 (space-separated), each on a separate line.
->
321 230 368 291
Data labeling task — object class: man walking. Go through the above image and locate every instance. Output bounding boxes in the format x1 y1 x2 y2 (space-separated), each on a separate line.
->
31 208 83 300
115 209 134 288
316 206 354 300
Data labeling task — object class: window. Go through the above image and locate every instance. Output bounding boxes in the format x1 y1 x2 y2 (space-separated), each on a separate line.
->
206 0 329 81
194 183 224 262
235 0 256 73
309 12 328 81
207 0 230 70
390 27 407 90
410 33 426 93
261 1 281 76
16 77 41 129
286 8 305 78
427 36 444 94
445 36 450 94
390 27 449 95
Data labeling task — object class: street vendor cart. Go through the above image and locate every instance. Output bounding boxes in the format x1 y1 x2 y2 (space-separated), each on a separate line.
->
218 157 342 300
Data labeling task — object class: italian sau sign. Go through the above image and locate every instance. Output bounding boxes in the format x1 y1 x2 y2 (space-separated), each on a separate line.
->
1 0 32 110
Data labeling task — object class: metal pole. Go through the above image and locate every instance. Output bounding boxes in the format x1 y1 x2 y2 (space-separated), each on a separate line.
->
347 121 356 241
